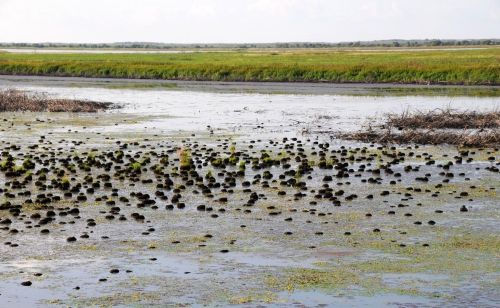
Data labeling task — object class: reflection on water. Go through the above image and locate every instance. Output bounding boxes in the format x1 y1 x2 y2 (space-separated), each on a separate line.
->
0 48 195 54
2 83 498 136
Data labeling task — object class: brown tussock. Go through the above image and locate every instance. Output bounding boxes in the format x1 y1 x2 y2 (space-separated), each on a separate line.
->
0 89 114 112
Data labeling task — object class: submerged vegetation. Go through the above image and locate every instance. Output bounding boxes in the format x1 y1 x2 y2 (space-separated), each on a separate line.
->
0 89 114 112
0 48 499 85
1 127 497 305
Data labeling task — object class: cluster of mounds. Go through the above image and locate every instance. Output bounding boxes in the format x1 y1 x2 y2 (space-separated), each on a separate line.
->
0 132 498 288
0 89 114 112
338 109 500 147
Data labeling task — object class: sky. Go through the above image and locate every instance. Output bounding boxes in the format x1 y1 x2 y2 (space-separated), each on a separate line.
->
0 0 499 43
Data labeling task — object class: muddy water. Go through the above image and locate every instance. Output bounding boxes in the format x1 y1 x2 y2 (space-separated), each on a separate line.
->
0 79 499 307
1 81 499 136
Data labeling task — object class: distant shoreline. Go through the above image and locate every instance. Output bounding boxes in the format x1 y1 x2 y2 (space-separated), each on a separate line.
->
1 46 496 54
1 38 499 50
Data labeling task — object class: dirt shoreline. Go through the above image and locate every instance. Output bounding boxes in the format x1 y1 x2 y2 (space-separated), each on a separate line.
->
1 75 500 96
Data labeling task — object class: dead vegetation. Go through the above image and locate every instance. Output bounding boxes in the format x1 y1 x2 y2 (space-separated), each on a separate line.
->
386 108 500 129
340 129 499 147
0 89 114 112
336 108 500 147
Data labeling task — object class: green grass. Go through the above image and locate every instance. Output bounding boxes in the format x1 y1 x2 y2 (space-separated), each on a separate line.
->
0 48 499 84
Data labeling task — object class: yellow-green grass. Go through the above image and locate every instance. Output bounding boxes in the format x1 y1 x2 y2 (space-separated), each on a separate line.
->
0 48 499 85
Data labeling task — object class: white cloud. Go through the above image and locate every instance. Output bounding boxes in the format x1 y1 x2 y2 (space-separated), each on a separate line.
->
0 0 498 43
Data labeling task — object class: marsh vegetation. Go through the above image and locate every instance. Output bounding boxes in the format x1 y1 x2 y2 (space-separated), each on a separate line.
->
0 48 498 85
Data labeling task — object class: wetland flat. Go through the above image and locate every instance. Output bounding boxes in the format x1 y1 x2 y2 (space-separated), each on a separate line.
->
0 78 499 307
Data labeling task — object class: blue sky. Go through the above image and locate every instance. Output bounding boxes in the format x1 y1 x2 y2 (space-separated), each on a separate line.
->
0 0 498 43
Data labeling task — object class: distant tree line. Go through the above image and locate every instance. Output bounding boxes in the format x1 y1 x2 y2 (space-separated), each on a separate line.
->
0 39 499 49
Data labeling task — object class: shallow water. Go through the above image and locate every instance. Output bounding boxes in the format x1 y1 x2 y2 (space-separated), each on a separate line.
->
0 48 195 54
0 78 499 307
1 81 499 137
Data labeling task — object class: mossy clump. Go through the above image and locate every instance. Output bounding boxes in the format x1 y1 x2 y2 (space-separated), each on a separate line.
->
267 268 360 292
179 148 192 170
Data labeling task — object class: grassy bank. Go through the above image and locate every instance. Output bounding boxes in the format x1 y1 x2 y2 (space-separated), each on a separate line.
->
0 48 499 85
